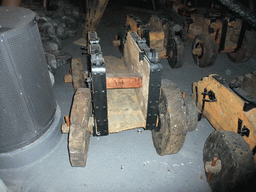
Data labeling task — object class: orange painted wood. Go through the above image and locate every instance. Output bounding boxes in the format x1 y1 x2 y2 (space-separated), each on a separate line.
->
106 73 142 89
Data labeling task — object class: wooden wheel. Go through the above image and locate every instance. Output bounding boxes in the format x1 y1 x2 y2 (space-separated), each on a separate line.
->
69 88 93 167
226 37 255 63
167 36 185 69
184 96 199 132
192 33 218 68
203 131 256 192
152 79 188 155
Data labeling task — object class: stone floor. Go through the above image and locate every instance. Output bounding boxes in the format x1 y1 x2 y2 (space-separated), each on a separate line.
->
1 3 256 192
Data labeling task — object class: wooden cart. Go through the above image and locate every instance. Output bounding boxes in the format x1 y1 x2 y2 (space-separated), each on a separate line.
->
62 31 199 167
189 12 254 68
114 14 187 69
192 73 256 191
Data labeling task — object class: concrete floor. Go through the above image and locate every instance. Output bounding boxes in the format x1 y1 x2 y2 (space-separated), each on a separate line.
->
1 4 256 192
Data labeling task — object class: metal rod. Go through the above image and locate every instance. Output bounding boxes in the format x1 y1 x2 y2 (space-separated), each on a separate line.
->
207 157 218 182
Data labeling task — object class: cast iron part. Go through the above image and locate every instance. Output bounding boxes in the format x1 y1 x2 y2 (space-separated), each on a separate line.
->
135 35 159 64
130 31 162 130
235 21 246 51
198 88 217 121
218 19 228 53
253 146 256 156
237 119 250 137
88 32 108 136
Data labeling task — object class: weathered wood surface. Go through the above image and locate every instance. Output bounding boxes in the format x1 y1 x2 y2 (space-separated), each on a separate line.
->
107 88 146 133
123 32 150 119
149 31 165 48
66 57 142 89
71 58 86 90
104 56 145 133
126 15 139 34
69 88 92 167
83 0 109 38
189 14 243 52
105 56 143 89
192 75 256 161
106 73 142 89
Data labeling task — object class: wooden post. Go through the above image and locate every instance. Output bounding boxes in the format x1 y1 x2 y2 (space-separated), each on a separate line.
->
83 0 109 38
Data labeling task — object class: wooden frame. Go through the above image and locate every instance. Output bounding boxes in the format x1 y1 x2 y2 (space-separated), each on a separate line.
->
192 74 256 162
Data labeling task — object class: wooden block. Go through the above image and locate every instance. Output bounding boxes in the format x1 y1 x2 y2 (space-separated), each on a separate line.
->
106 73 142 89
64 74 72 83
149 31 165 48
154 47 167 58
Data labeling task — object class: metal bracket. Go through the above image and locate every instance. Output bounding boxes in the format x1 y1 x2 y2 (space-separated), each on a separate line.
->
237 119 250 137
229 82 256 112
146 59 162 130
132 32 159 64
218 19 228 53
198 88 217 121
88 32 108 136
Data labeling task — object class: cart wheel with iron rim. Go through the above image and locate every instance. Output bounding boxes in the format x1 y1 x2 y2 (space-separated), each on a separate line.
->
192 33 218 68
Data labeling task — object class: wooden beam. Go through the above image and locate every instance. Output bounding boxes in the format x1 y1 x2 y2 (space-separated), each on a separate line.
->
106 73 142 89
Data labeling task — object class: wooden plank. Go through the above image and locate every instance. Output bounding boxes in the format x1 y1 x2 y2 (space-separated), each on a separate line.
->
104 55 146 133
69 88 92 167
192 75 256 158
123 32 150 119
107 89 146 133
106 73 142 89
71 58 86 90
126 15 138 33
